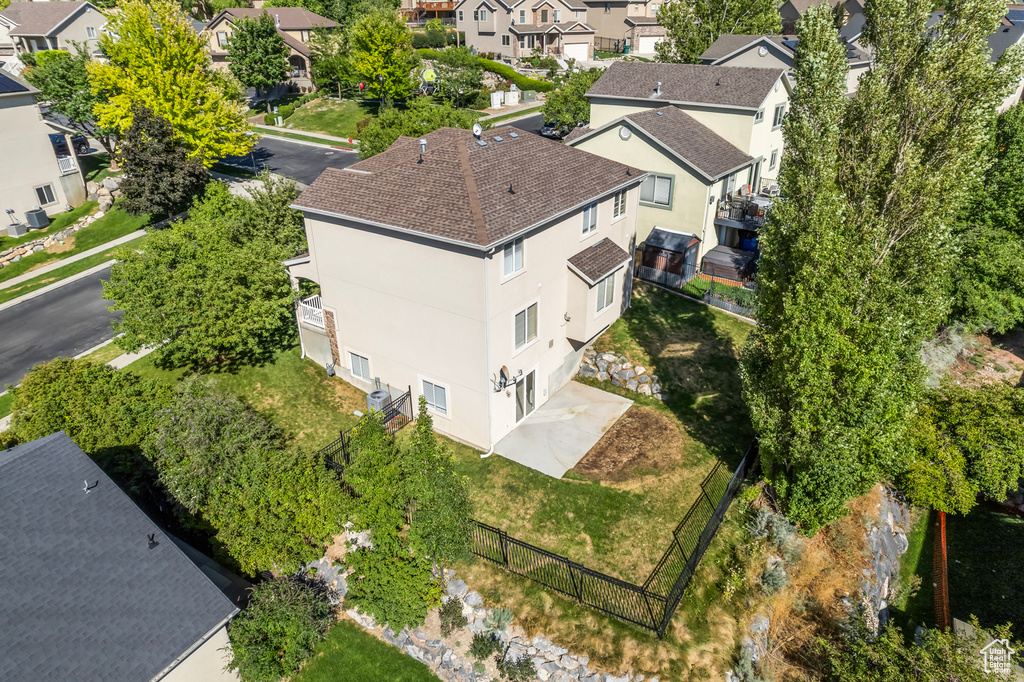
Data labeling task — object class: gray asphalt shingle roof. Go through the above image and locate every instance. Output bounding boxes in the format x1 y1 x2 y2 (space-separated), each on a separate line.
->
0 432 238 682
587 61 784 110
294 126 644 249
0 0 91 36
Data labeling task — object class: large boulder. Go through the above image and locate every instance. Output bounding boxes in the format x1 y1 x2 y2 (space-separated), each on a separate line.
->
102 176 122 192
86 180 101 195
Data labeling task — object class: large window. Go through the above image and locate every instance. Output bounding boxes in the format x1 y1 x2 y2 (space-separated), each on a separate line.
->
541 8 548 21
459 10 464 20
502 34 510 46
612 189 626 218
350 352 370 381
596 273 615 313
582 202 597 235
503 237 524 276
514 303 538 350
772 103 786 129
423 380 448 415
86 26 96 38
553 9 560 21
640 174 672 207
34 184 56 206
519 9 526 21
216 31 228 48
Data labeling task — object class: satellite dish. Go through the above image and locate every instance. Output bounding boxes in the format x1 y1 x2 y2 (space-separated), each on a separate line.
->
472 123 483 138
757 45 768 57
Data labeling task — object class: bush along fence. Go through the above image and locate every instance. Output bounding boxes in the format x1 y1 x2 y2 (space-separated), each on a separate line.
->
634 256 757 319
320 387 414 472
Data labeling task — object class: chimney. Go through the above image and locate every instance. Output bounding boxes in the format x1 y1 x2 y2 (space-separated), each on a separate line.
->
655 81 661 96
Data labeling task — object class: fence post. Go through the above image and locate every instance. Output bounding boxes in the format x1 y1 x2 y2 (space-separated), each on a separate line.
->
500 529 509 567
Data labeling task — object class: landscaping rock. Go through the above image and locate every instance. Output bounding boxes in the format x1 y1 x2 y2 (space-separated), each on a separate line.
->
579 365 598 379
98 198 113 212
617 369 635 381
611 373 623 388
596 359 608 371
464 590 483 607
597 371 609 382
600 353 617 363
447 578 468 598
86 181 101 195
638 383 652 396
637 374 651 383
102 176 121 192
626 379 639 391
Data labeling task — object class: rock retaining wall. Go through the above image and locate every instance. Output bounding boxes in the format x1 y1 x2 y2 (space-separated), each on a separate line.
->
862 487 910 632
577 348 665 400
0 208 105 270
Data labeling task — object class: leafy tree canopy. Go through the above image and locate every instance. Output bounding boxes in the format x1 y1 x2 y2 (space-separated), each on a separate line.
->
347 8 417 102
117 103 210 219
655 0 781 63
358 97 480 158
432 46 483 108
227 13 291 112
542 68 602 127
103 174 305 369
308 28 352 99
88 0 253 167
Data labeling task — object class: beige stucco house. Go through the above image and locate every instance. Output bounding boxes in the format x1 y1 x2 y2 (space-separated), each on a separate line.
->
0 71 86 231
0 1 105 57
577 0 665 53
287 126 644 450
205 7 336 91
566 61 790 280
779 0 846 33
455 0 596 62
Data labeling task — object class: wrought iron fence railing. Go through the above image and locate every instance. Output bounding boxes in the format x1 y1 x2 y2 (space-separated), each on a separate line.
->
634 259 757 319
320 387 414 472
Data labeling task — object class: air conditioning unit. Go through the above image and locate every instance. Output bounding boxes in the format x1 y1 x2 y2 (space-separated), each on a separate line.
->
25 208 49 229
367 389 391 414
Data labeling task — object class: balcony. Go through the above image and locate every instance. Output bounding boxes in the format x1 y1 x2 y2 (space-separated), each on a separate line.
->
299 294 325 328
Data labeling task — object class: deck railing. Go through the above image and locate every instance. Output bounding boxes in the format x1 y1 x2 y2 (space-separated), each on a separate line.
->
56 156 77 175
299 294 325 328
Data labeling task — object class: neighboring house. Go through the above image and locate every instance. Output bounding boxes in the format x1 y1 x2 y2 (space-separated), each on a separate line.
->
988 21 1024 110
401 0 458 25
779 0 846 33
0 71 86 229
455 0 596 62
699 32 871 94
577 0 665 53
566 61 791 278
205 8 336 91
0 1 106 57
0 432 241 682
286 126 645 450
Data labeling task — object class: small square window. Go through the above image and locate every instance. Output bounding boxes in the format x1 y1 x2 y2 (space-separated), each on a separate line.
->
349 352 370 381
612 189 626 218
640 175 672 207
514 303 538 349
769 149 778 169
772 103 786 129
423 380 448 414
582 202 597 235
754 108 764 124
86 26 96 38
596 273 615 313
503 237 524 276
34 184 56 206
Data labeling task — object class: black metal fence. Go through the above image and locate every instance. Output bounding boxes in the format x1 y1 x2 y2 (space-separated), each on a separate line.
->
595 36 629 54
472 442 758 638
635 260 757 319
320 387 414 472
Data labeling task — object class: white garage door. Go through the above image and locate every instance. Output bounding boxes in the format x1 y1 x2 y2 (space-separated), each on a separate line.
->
636 36 663 54
563 43 588 62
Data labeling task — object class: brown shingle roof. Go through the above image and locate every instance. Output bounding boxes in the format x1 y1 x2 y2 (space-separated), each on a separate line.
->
623 106 752 179
2 1 92 36
562 125 592 143
220 7 336 29
294 126 644 249
782 0 843 15
568 238 631 284
587 62 784 110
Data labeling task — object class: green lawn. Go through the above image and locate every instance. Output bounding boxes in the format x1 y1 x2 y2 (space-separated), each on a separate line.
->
211 162 260 180
0 205 147 285
79 153 118 184
284 99 379 139
293 620 437 682
947 507 1024 642
0 202 97 251
891 506 935 636
483 105 544 124
0 391 13 418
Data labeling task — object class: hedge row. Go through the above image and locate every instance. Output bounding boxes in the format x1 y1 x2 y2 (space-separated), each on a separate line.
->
263 92 321 125
415 49 553 92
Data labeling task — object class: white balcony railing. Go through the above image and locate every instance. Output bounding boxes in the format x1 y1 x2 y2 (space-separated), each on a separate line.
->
299 294 325 328
56 156 77 175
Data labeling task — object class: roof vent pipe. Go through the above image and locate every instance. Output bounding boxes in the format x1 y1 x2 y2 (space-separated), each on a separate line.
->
275 12 280 27
655 81 661 95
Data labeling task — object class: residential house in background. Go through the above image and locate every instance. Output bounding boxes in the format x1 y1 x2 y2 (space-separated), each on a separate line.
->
454 0 596 62
988 7 1024 110
577 0 665 54
287 126 644 450
0 71 86 231
401 0 458 25
699 32 871 95
567 61 790 279
0 432 241 682
0 1 106 57
205 8 336 92
778 0 846 33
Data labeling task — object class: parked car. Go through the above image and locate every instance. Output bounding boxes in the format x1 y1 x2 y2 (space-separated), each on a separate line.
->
49 133 90 156
70 135 90 155
539 122 563 139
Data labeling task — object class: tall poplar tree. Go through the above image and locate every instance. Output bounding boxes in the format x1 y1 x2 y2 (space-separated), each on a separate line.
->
742 0 1022 532
227 13 291 113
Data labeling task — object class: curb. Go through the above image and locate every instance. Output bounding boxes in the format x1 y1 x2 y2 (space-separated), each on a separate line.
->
0 260 115 314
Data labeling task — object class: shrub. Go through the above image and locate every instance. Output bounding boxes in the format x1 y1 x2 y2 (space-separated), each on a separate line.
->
746 508 773 538
479 58 553 92
278 104 295 119
345 547 442 630
227 575 334 682
469 89 491 109
495 651 537 681
483 605 513 633
760 563 789 594
469 632 503 660
439 597 468 636
264 112 276 125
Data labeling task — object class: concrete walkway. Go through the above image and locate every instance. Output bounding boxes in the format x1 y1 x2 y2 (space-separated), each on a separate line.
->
254 126 358 146
0 229 146 291
494 381 632 478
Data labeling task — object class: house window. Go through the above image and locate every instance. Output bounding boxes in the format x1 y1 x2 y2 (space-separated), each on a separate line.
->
34 184 56 206
541 9 548 21
528 35 536 47
575 9 582 17
473 9 479 20
502 34 510 45
520 9 526 21
553 9 560 21
350 352 370 381
86 26 96 38
612 189 626 218
596 273 615 313
769 149 778 169
459 10 464 20
514 303 538 350
503 237 524 276
604 2 611 11
422 380 448 415
772 103 786 129
639 174 672 207
754 108 764 124
480 8 488 20
519 36 526 48
582 201 597 235
216 31 228 48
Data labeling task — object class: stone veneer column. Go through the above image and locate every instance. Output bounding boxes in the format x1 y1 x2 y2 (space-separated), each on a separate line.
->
323 309 340 365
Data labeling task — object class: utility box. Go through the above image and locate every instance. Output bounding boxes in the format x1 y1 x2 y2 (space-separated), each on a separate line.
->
522 90 537 102
490 91 504 108
505 89 520 106
6 221 28 238
367 389 391 414
24 208 49 229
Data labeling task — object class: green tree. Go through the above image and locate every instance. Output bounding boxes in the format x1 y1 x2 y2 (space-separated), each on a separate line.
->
308 27 351 99
542 68 602 127
432 46 483 107
741 0 1022 532
358 97 480 158
22 44 120 168
347 9 417 102
88 0 253 167
117 103 210 218
103 175 305 368
903 382 1024 514
227 13 291 113
228 575 334 682
655 0 780 64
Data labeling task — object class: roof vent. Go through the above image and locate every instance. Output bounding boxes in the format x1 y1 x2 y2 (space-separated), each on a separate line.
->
508 131 519 138
716 78 721 86
148 533 159 550
654 81 661 95
275 12 280 26
656 110 663 116
477 139 488 147
494 136 504 143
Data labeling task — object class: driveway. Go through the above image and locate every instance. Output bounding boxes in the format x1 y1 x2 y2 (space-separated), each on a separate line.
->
220 136 360 186
508 114 544 136
494 381 632 478
0 266 120 389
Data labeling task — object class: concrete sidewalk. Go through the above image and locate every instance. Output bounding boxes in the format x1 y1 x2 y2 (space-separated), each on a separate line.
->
0 229 145 291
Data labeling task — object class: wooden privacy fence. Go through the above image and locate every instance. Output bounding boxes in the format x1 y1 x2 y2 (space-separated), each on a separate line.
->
934 510 951 629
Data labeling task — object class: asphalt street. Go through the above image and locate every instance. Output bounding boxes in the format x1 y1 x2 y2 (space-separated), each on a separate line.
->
507 114 544 136
0 267 121 389
222 137 360 186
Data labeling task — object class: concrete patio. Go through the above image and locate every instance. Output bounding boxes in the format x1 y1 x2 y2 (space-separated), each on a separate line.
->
493 381 633 478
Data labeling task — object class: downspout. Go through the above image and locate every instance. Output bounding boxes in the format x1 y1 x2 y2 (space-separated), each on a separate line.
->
481 249 495 458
